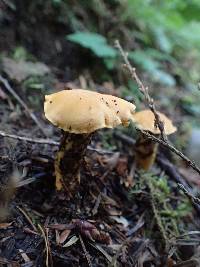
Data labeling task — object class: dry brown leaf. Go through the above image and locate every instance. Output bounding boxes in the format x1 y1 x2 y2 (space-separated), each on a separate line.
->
59 229 71 244
2 57 50 82
102 194 119 207
106 207 122 216
0 222 12 229
116 157 128 176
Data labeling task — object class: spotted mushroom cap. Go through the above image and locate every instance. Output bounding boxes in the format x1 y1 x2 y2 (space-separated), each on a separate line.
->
132 109 177 135
44 89 136 134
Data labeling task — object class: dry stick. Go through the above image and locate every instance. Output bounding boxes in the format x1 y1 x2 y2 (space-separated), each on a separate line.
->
0 130 114 154
115 40 167 141
0 130 59 146
16 206 38 232
38 224 51 267
0 75 48 137
79 234 92 267
138 128 200 176
115 40 200 177
178 183 200 206
156 155 200 215
45 228 53 267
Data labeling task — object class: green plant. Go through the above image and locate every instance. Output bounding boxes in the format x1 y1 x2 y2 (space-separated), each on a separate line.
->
130 172 192 240
128 50 176 86
66 31 117 69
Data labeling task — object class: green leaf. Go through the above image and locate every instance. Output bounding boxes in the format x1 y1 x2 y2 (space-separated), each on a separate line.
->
145 48 176 63
152 27 173 53
151 69 176 86
66 32 117 58
128 50 175 86
103 58 116 70
128 50 160 72
51 0 62 5
178 22 200 48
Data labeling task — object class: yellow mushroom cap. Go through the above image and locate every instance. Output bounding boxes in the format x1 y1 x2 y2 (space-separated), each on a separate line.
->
132 109 177 135
44 89 136 134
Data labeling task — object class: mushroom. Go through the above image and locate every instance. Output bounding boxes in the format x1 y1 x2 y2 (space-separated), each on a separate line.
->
44 89 136 192
132 109 177 170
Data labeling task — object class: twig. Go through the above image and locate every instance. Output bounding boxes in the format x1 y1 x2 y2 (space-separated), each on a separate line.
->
46 228 53 267
138 128 200 176
0 75 48 137
178 183 200 206
38 224 52 267
16 206 37 232
3 128 199 176
79 234 92 267
115 40 200 177
0 130 114 154
0 130 59 145
115 40 167 141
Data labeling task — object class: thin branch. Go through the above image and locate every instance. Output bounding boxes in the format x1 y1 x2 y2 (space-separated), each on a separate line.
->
137 128 200 176
178 183 200 206
0 130 59 145
115 40 167 141
0 130 114 154
0 75 48 137
79 235 92 267
16 206 38 232
156 154 200 215
115 40 200 177
38 224 53 267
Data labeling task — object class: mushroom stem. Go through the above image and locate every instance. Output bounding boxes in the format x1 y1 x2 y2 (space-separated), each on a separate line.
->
55 131 93 191
135 133 159 170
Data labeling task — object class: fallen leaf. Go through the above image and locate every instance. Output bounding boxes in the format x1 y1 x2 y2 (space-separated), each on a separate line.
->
89 242 112 263
0 222 12 229
0 256 20 267
106 207 122 216
59 229 71 244
2 57 50 82
110 216 129 228
63 235 79 248
116 157 128 177
18 249 30 262
102 194 119 207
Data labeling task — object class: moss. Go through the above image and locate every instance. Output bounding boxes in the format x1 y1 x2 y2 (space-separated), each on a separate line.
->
130 171 193 248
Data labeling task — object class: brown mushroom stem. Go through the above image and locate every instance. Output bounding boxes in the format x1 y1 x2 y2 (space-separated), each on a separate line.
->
135 134 159 170
55 131 93 191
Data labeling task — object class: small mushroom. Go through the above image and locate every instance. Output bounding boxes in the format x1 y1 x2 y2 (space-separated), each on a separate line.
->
44 89 136 192
132 109 177 170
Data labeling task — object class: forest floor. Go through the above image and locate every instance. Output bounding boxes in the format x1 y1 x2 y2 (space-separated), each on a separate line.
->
0 2 200 267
